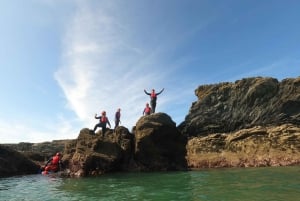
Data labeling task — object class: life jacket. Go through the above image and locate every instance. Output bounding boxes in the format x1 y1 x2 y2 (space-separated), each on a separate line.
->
52 155 60 165
101 116 108 123
145 107 151 114
151 92 157 99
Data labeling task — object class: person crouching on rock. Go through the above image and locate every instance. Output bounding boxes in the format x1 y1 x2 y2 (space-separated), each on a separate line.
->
93 111 111 136
41 152 63 174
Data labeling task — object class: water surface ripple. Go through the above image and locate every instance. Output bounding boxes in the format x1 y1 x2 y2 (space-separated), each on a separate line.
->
0 166 299 201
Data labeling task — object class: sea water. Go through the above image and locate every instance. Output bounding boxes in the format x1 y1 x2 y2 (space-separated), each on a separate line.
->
0 166 299 201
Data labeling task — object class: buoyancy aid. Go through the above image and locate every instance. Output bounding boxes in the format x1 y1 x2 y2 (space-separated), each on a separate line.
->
145 107 151 114
101 116 108 123
52 155 60 165
151 92 157 99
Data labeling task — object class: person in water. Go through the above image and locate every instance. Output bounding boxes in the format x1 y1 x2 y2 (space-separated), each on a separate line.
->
143 103 152 116
42 152 63 173
114 108 121 130
144 88 164 113
94 111 111 136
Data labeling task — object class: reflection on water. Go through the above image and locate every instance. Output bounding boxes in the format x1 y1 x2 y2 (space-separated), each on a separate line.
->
0 166 299 201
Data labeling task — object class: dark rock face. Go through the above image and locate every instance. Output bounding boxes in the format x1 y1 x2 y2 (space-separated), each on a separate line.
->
179 77 300 137
62 127 134 177
0 145 39 177
134 113 187 171
2 140 68 166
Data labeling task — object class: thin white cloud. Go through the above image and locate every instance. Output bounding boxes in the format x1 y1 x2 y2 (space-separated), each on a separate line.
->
54 1 199 132
55 1 212 133
54 2 161 130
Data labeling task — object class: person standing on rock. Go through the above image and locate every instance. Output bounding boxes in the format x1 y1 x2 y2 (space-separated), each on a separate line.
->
144 88 164 113
114 108 121 130
143 103 152 116
93 111 111 136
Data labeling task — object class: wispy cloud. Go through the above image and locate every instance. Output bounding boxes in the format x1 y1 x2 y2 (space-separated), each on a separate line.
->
54 1 200 131
53 2 167 130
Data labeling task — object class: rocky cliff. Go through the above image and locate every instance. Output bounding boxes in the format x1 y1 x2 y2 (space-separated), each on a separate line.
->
179 77 300 136
2 76 300 177
63 113 187 177
180 77 300 168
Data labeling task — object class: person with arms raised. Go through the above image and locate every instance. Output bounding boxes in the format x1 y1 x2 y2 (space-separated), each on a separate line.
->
144 88 164 113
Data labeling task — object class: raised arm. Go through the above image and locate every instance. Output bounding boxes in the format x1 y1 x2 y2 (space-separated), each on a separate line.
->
156 88 164 95
44 157 52 167
144 89 151 95
107 119 111 128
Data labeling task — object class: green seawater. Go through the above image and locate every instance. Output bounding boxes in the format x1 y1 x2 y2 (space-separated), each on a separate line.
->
0 166 299 201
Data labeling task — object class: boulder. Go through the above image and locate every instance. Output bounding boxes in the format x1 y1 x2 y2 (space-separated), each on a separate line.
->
134 113 187 171
62 126 134 177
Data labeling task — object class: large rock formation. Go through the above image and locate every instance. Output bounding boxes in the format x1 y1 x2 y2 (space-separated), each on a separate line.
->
0 145 40 177
62 113 187 176
180 77 300 168
179 77 300 136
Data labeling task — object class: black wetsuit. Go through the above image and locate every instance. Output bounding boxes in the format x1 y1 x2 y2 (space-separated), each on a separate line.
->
114 111 121 129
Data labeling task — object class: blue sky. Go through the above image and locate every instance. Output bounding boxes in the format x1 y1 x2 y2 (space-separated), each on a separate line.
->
0 0 299 143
